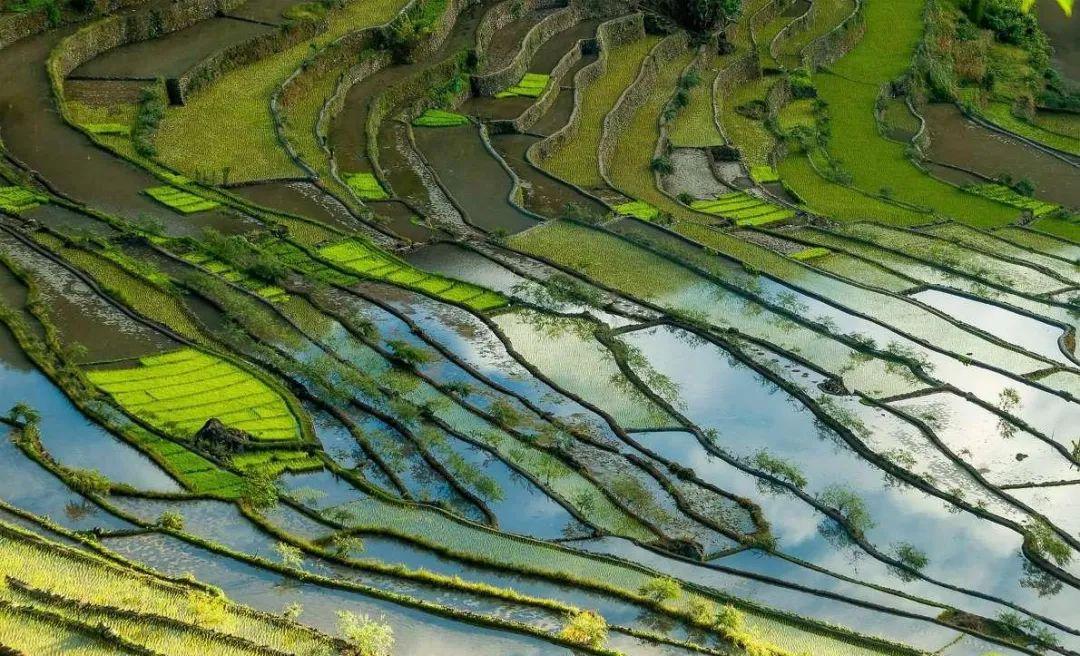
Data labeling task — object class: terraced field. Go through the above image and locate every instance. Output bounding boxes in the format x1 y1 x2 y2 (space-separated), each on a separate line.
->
0 0 1078 653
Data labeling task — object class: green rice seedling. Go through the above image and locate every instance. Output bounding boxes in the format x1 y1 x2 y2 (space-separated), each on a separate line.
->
690 193 792 226
494 73 551 98
87 348 301 441
412 108 471 127
317 239 508 310
144 186 220 214
978 102 1080 156
0 186 47 214
613 200 660 221
838 223 1071 295
513 221 921 396
0 521 338 653
923 222 1079 284
344 172 391 200
493 309 675 429
790 246 831 261
964 183 1059 216
667 52 724 147
993 227 1080 260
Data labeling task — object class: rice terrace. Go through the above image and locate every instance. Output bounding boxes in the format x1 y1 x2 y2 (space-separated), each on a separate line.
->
0 0 1077 650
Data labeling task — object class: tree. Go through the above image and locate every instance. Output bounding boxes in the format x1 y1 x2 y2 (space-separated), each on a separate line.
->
338 611 394 656
637 0 742 33
275 541 305 570
640 576 682 603
558 609 608 648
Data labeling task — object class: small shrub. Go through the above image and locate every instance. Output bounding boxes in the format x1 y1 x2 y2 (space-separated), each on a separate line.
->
158 511 184 531
650 155 674 175
639 576 681 602
558 609 608 648
338 611 394 656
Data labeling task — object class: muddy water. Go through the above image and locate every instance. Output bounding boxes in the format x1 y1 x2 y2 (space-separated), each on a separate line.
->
0 30 246 235
104 532 572 656
1037 1 1078 81
413 124 538 233
0 232 178 361
329 0 492 175
20 204 118 238
478 7 562 73
922 103 1080 208
69 18 270 80
452 14 600 121
231 180 367 232
490 132 606 218
529 51 599 135
663 147 729 199
374 118 457 238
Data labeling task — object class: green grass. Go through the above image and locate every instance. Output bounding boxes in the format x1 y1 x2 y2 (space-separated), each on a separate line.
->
87 348 301 441
343 171 390 200
412 108 471 127
667 52 725 147
777 152 931 225
773 0 857 67
83 123 131 136
0 186 47 214
154 0 411 183
719 75 775 169
540 35 661 190
316 239 507 311
964 183 1059 216
814 75 1018 227
777 98 816 131
495 72 550 98
144 186 220 214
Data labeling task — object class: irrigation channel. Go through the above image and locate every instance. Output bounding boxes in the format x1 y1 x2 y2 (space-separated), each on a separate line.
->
0 0 1077 653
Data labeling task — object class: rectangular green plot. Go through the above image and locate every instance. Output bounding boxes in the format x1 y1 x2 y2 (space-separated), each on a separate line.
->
790 246 831 261
412 109 470 127
749 164 780 184
966 183 1058 217
465 291 507 311
385 268 430 285
87 347 299 441
415 277 455 294
0 186 47 214
495 72 551 98
614 200 659 220
344 172 390 200
726 204 778 220
736 208 794 226
144 186 220 214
